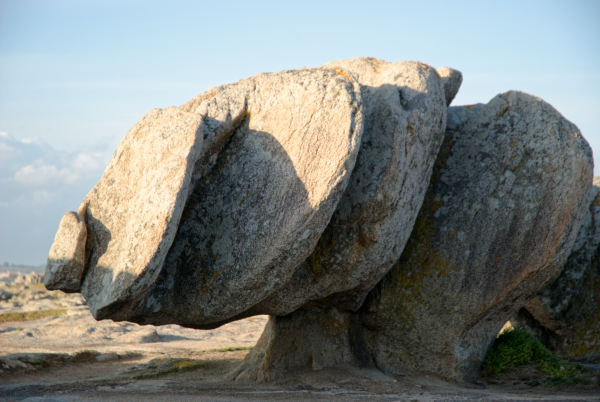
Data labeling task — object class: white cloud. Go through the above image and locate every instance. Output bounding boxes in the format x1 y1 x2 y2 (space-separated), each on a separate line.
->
72 152 106 172
0 131 110 207
0 131 113 264
14 163 79 186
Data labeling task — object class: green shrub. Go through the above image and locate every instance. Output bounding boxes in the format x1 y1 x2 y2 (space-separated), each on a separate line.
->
0 309 66 323
483 327 551 372
482 327 591 379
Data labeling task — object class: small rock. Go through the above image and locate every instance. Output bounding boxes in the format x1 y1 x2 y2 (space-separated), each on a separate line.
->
0 358 27 369
44 203 88 293
436 67 463 106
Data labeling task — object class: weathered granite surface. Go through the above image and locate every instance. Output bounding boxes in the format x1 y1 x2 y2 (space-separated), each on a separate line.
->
354 91 593 381
514 177 600 362
78 107 205 318
245 58 448 315
119 68 364 327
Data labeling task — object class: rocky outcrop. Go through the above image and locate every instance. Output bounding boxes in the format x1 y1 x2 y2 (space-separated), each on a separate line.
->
243 58 448 315
45 58 596 383
229 90 593 383
88 68 364 325
353 91 593 381
513 177 600 362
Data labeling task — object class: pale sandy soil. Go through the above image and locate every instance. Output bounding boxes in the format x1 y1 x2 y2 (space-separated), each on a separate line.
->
1 271 599 402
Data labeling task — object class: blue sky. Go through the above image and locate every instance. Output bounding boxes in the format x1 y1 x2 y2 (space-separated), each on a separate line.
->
1 0 599 265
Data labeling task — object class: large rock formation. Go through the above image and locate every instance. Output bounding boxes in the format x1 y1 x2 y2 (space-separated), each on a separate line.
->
513 177 600 362
241 58 448 316
234 90 593 383
45 59 595 384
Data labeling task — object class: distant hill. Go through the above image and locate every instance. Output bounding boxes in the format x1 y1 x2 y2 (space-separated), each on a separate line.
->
0 263 45 274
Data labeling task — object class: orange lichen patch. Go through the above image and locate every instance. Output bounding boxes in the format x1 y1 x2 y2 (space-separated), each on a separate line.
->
504 93 510 97
366 57 381 66
333 66 340 70
378 132 460 327
498 106 509 118
512 163 522 172
364 57 382 73
406 120 415 135
304 223 337 279
465 105 475 109
418 62 430 71
511 141 516 147
336 71 351 79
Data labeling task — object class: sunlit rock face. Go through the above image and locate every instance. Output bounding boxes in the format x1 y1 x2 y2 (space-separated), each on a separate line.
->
127 68 364 327
46 67 364 325
356 91 593 382
46 107 205 310
514 177 600 362
245 58 448 316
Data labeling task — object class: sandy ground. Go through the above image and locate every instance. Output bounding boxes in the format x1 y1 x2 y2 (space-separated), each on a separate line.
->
1 271 599 401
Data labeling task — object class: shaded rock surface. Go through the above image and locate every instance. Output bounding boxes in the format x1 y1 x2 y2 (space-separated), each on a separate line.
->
354 91 594 381
354 91 593 381
244 57 447 316
514 177 600 362
227 90 593 383
120 68 364 327
232 308 355 382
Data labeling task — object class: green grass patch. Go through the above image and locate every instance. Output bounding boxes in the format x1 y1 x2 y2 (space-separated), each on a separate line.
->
482 327 590 379
210 346 253 352
0 309 66 323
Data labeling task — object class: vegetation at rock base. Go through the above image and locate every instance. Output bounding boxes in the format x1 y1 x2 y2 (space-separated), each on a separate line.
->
210 346 253 352
482 326 598 387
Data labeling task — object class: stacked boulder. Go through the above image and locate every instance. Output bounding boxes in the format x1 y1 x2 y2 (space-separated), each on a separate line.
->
45 57 594 382
355 92 593 381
